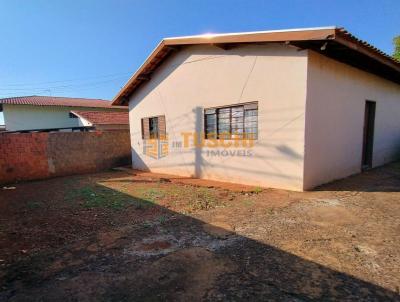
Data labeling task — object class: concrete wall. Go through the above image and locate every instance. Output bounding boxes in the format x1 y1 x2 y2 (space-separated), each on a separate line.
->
129 44 309 191
3 105 125 131
304 51 400 189
0 130 131 184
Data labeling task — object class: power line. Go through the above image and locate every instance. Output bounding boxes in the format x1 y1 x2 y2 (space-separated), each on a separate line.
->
0 78 127 98
0 71 132 87
0 75 129 92
0 52 234 99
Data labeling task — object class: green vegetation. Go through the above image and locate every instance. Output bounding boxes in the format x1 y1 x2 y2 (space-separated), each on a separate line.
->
394 36 400 61
138 184 223 212
66 185 153 210
188 187 219 211
251 186 263 193
157 215 169 224
138 187 165 202
65 182 225 212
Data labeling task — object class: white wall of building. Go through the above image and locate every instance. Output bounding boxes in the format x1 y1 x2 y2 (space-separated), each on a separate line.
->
3 105 124 131
129 44 309 191
3 105 80 130
304 51 400 190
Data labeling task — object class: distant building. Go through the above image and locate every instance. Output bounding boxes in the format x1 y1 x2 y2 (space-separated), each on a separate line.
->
0 95 127 131
70 110 129 131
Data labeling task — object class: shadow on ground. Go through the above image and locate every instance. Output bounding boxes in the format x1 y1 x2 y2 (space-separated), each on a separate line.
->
0 165 399 301
315 162 400 192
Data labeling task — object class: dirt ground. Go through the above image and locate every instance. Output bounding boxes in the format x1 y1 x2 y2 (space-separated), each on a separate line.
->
0 163 399 301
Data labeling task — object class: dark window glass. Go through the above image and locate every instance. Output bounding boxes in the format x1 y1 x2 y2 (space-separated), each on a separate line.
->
205 112 217 139
204 102 258 140
149 117 159 139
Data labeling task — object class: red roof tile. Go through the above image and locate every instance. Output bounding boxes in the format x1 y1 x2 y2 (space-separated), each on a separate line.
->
71 111 129 125
0 95 125 109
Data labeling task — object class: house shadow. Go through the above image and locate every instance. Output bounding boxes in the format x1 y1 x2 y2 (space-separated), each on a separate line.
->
315 161 400 193
1 174 398 301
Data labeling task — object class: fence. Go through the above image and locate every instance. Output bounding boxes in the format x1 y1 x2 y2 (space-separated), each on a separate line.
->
0 130 131 184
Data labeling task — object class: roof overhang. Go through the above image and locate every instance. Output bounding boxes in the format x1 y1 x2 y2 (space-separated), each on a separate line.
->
112 27 400 106
69 111 93 126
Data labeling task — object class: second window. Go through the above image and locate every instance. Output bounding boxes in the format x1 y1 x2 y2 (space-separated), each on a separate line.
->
204 102 258 140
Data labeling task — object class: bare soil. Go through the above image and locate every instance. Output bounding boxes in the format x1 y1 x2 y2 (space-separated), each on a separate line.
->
1 162 400 301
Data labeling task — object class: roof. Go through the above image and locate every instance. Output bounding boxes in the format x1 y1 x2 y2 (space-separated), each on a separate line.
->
0 95 126 109
71 111 129 125
112 26 400 106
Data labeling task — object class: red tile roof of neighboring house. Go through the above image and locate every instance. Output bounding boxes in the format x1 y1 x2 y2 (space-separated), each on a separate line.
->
0 95 126 109
71 111 129 125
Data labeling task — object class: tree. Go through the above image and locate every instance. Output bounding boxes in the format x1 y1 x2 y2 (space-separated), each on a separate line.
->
394 36 400 61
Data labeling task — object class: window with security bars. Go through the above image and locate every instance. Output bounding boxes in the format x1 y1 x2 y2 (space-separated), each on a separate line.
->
204 102 258 139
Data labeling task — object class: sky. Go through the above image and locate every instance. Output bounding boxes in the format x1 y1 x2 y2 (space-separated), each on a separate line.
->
0 0 399 124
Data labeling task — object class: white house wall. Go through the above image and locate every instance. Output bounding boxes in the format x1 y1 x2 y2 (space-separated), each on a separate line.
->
128 44 309 191
3 105 124 131
304 51 400 190
3 105 80 130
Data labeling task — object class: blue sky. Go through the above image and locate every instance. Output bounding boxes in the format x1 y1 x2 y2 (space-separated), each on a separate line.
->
0 0 399 124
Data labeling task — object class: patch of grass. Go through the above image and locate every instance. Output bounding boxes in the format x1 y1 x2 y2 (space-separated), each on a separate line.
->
188 187 220 211
66 185 153 210
140 215 170 228
136 187 165 203
66 182 226 213
159 184 226 212
157 215 169 224
144 188 165 201
168 185 185 197
251 186 263 194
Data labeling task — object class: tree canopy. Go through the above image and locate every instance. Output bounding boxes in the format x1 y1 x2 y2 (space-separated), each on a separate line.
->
394 36 400 61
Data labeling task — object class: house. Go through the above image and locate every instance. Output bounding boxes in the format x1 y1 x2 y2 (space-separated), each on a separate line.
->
0 95 127 132
70 110 129 131
111 26 400 191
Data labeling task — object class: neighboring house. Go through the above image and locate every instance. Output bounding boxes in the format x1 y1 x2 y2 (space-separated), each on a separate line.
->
0 95 127 131
112 26 400 191
70 111 129 131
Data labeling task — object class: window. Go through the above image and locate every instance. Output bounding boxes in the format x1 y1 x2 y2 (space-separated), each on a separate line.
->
69 112 77 118
204 102 258 139
141 115 166 139
149 117 159 139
